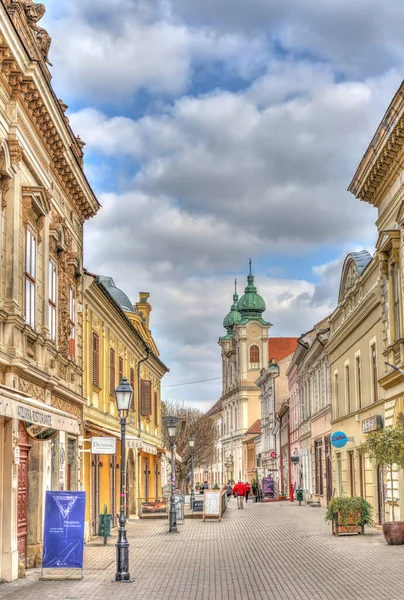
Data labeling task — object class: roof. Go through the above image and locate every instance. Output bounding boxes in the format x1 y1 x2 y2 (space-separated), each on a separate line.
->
246 419 261 435
98 275 134 312
268 337 298 363
206 399 222 417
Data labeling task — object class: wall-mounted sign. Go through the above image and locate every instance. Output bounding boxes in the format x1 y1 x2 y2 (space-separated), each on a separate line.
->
13 446 20 465
362 415 383 434
90 437 116 455
24 421 58 441
270 451 277 459
291 456 300 464
331 431 348 449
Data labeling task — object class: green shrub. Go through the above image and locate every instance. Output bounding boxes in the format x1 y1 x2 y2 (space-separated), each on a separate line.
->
325 497 373 527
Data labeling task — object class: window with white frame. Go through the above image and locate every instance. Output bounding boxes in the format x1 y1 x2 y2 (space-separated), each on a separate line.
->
25 228 36 328
392 263 401 342
48 260 57 341
324 363 328 406
69 288 75 359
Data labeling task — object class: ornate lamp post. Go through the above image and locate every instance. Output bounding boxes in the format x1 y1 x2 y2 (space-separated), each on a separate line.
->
114 377 133 583
189 434 195 509
162 416 179 532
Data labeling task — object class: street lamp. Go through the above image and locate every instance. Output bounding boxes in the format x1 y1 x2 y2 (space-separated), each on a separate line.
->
162 416 179 532
114 377 133 583
189 434 195 509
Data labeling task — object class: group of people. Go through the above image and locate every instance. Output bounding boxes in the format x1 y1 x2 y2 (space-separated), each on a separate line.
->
225 480 252 509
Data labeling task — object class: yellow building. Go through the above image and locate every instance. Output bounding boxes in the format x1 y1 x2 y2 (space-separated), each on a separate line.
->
328 252 386 523
82 272 168 539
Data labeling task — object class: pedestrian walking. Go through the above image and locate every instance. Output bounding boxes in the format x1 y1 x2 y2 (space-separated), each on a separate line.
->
226 482 232 499
245 481 251 502
232 480 245 509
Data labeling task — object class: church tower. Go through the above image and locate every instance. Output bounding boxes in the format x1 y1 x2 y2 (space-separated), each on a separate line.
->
219 261 271 483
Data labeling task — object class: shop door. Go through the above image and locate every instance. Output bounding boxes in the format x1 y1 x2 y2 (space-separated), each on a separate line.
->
325 436 333 503
110 455 117 527
17 422 31 567
91 454 101 536
377 465 385 525
144 460 149 502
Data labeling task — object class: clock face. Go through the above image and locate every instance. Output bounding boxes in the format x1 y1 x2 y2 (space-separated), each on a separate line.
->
248 324 260 339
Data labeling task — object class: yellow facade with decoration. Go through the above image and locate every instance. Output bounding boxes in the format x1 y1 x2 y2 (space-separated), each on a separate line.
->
82 272 168 540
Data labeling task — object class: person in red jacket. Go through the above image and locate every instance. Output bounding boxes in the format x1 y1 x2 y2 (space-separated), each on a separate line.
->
232 481 246 509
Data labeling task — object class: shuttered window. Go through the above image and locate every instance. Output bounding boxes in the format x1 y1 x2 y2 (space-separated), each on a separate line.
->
140 380 151 416
154 392 158 426
92 333 99 387
110 348 116 396
118 356 123 384
130 368 135 407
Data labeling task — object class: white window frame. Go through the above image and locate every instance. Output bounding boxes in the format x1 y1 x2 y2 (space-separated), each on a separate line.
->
25 228 36 328
48 259 57 342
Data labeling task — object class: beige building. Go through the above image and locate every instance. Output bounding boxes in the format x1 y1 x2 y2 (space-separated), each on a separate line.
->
328 252 386 523
219 267 270 483
0 0 100 581
349 81 404 521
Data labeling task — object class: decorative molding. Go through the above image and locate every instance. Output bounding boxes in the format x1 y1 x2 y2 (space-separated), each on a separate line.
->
18 377 44 402
51 395 82 420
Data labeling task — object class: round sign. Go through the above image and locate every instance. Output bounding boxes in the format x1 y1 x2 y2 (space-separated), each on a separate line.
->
331 431 348 449
270 451 277 459
24 421 58 441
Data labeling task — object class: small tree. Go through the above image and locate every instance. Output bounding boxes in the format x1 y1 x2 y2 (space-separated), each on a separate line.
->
359 425 404 522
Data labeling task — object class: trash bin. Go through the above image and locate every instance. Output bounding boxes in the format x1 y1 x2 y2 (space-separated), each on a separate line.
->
98 505 112 543
296 489 303 505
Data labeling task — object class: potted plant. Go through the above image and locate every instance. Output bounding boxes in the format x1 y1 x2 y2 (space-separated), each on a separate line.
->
213 483 220 489
325 497 373 535
195 482 201 490
359 424 404 544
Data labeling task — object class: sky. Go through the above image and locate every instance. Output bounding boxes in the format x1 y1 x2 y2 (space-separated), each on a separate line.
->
42 0 403 412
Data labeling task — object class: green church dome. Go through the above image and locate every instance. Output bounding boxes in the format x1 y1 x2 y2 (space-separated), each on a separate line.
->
223 282 242 333
238 261 266 319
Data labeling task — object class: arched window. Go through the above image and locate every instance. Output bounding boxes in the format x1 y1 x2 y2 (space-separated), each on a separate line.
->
250 345 260 364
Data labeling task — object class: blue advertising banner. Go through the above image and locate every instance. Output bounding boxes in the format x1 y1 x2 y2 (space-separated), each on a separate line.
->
42 491 86 569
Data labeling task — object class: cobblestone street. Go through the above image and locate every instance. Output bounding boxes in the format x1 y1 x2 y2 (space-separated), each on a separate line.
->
1 500 404 600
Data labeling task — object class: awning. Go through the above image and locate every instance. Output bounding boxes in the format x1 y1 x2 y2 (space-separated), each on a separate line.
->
0 386 79 435
127 436 142 449
84 421 120 439
141 441 158 455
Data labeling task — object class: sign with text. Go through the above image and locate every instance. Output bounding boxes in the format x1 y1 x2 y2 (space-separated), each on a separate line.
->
203 490 223 520
24 421 58 441
331 431 348 449
42 491 86 569
91 437 116 455
262 477 275 495
362 415 383 434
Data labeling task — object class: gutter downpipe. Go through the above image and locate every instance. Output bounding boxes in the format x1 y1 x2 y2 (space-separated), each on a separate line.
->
136 349 150 515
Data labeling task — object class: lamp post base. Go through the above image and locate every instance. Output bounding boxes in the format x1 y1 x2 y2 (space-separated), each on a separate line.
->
115 539 134 582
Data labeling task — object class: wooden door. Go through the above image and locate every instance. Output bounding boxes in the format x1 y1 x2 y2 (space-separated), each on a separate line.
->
377 465 385 525
325 436 333 503
17 422 31 567
91 454 100 536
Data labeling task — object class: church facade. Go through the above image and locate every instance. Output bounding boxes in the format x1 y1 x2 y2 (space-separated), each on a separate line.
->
219 264 270 483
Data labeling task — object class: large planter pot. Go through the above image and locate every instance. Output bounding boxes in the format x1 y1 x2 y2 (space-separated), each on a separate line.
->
382 522 404 545
332 512 364 536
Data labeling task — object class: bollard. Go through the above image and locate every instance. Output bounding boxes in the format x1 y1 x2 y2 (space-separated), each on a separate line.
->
289 483 294 502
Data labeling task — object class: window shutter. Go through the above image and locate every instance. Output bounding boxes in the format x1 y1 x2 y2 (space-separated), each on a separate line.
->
110 348 116 395
140 380 151 416
92 333 99 387
130 368 135 407
118 356 123 383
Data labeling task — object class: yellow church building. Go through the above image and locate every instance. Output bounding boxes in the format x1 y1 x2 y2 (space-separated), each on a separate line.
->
82 272 168 539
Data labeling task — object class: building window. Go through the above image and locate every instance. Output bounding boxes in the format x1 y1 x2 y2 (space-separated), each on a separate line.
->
130 367 135 406
334 372 338 418
92 332 100 387
356 356 362 409
345 365 351 414
317 370 321 412
25 228 36 328
324 364 329 405
69 288 75 358
140 380 151 416
315 440 323 496
371 344 378 403
392 263 401 342
48 260 57 341
118 356 123 383
249 345 260 366
154 391 158 426
109 348 116 396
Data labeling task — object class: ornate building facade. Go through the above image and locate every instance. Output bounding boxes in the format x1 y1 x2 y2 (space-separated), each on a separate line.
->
0 0 100 581
219 265 270 482
349 82 404 521
82 273 168 539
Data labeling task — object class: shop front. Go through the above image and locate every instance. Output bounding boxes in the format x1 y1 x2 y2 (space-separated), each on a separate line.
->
0 386 80 582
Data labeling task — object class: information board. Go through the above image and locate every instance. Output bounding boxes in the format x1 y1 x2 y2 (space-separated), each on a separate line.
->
42 491 86 572
192 500 203 512
203 490 223 520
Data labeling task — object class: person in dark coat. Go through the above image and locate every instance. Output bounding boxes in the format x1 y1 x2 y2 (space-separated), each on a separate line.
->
245 482 251 502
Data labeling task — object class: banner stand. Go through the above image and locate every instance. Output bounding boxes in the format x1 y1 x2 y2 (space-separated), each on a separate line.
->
39 491 86 582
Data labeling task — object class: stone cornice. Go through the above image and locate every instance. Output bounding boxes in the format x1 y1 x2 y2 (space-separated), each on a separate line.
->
0 2 100 220
348 82 404 206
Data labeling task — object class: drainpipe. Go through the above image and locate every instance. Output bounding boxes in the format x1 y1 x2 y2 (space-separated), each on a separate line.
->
278 416 283 495
288 412 292 500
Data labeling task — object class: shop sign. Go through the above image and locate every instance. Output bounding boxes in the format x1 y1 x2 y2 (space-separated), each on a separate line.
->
13 446 20 465
270 451 277 459
90 437 116 455
331 431 348 449
24 421 58 441
126 436 142 449
362 415 383 434
141 442 158 455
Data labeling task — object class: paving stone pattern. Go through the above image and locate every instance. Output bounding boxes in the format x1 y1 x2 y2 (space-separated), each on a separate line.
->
1 500 404 600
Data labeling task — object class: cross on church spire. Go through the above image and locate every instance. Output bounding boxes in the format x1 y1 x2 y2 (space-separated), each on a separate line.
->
249 258 252 275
